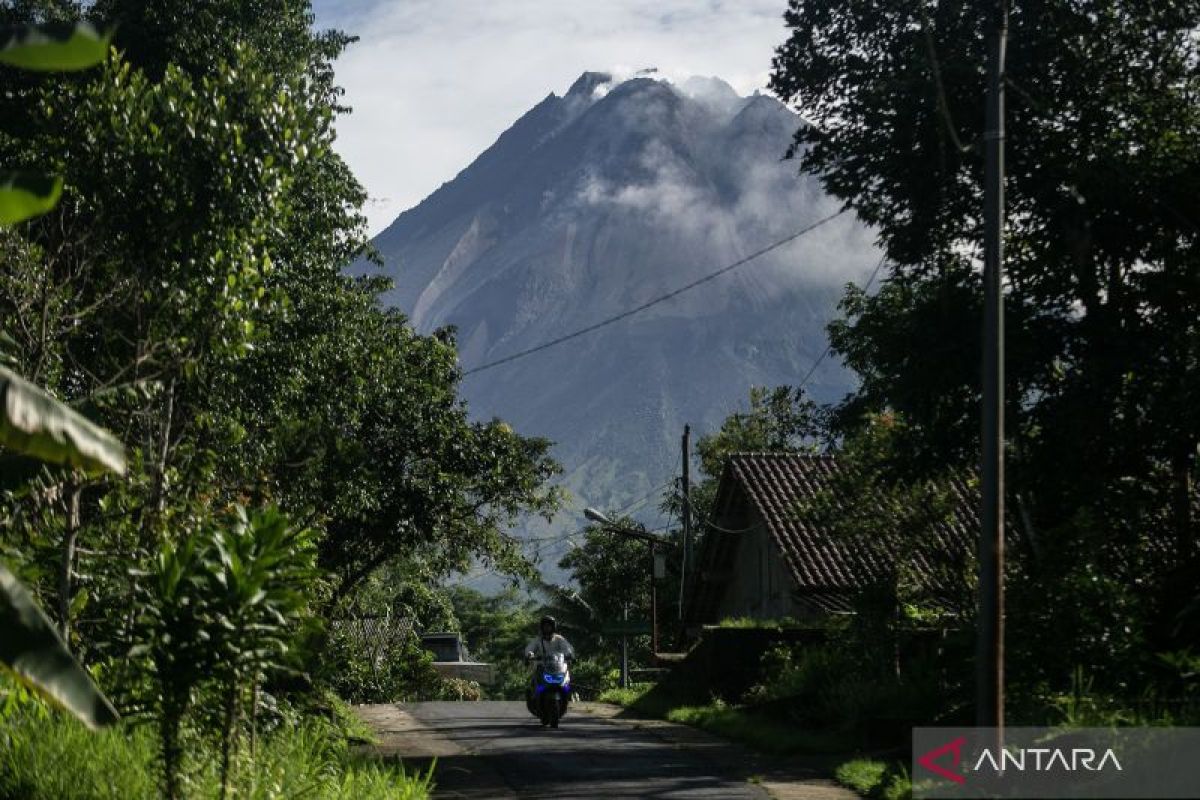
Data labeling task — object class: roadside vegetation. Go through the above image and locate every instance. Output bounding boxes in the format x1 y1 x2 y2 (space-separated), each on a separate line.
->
0 2 559 797
0 683 430 800
834 760 910 800
764 0 1200 733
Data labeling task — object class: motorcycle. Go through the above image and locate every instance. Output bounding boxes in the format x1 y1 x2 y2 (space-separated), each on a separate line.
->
525 651 571 728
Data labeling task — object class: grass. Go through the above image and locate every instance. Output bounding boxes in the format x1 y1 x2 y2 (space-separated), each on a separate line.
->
0 707 158 800
0 707 432 800
597 684 659 709
665 703 855 754
323 691 379 744
834 758 911 800
598 683 855 754
715 616 805 630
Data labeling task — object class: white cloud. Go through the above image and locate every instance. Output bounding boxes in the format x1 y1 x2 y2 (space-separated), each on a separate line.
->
312 0 788 234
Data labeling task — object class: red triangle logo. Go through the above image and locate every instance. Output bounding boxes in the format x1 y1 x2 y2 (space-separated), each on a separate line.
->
918 736 967 785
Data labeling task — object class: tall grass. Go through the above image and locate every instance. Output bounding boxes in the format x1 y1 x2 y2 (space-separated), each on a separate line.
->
0 709 158 799
0 709 432 800
835 759 911 800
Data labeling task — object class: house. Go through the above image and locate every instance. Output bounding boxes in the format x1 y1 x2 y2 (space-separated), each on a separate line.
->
684 452 977 626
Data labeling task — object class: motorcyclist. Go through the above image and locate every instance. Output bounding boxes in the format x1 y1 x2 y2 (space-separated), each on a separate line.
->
524 614 575 667
525 615 575 727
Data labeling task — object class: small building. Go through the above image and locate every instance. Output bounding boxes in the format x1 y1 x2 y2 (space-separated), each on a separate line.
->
420 631 496 685
685 452 976 626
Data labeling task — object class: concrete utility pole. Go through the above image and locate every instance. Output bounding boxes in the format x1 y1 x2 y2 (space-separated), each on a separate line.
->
649 542 659 658
978 0 1008 741
620 604 629 689
680 424 691 621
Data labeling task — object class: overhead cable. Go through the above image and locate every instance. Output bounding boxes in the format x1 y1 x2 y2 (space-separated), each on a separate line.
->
463 209 849 376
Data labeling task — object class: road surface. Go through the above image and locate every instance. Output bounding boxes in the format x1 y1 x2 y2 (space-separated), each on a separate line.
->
356 701 855 800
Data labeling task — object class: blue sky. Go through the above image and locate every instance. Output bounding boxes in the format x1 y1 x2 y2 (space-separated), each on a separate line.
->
311 1 790 234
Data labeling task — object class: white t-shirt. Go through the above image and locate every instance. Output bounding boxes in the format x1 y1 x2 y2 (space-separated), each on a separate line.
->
524 633 575 663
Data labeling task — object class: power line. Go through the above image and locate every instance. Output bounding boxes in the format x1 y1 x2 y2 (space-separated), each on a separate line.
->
612 477 677 518
680 490 761 535
524 476 677 550
462 209 849 377
793 252 889 390
701 251 889 434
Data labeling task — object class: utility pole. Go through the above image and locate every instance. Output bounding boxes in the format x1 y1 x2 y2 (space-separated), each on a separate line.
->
680 424 691 621
620 604 629 689
649 542 659 659
978 0 1008 743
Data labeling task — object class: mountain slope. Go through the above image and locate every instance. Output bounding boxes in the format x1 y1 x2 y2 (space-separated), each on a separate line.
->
365 71 879 541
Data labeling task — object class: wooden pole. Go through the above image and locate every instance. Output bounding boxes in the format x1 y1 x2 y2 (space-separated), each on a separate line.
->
977 0 1008 742
681 424 692 622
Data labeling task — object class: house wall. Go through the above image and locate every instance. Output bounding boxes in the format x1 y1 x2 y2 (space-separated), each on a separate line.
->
714 508 803 621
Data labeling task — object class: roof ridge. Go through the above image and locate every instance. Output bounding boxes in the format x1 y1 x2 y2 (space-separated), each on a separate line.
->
727 450 833 459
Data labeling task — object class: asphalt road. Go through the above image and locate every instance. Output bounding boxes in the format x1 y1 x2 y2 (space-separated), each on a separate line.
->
368 700 773 800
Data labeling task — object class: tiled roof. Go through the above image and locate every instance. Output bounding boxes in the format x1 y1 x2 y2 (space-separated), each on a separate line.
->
687 452 978 622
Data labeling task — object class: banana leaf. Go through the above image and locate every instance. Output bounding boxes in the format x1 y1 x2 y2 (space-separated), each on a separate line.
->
0 22 110 71
0 171 62 226
0 563 119 729
0 366 126 476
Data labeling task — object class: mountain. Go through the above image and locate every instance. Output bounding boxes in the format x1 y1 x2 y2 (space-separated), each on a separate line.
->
364 71 879 555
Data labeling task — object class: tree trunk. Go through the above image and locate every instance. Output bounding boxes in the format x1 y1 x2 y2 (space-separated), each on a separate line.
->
1172 444 1195 562
58 481 82 643
218 678 241 800
249 677 260 758
324 549 391 615
153 378 177 517
160 693 186 800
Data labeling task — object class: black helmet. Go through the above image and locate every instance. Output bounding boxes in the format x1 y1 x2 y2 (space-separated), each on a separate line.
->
540 615 557 629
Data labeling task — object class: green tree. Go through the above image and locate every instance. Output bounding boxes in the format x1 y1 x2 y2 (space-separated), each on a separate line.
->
0 17 120 731
1 0 566 739
446 585 537 699
558 517 683 658
559 520 651 628
217 286 562 607
771 0 1200 694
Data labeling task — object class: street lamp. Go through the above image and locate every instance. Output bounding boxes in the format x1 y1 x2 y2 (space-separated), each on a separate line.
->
583 507 666 660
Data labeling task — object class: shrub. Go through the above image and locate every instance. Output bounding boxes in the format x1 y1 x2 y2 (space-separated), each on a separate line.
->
567 658 619 699
130 506 319 798
317 628 443 704
433 678 482 701
836 759 911 800
742 641 950 742
597 683 655 707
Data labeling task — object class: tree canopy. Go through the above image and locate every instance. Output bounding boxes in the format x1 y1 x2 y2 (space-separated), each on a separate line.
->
0 3 563 775
771 0 1200 692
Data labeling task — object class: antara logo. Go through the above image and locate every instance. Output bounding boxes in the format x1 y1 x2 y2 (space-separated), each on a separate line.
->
917 736 1123 784
918 736 968 784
